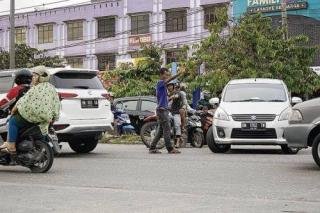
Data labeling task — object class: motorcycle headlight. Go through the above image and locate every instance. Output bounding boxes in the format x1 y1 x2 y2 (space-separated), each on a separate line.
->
288 109 303 122
214 108 229 121
279 107 291 121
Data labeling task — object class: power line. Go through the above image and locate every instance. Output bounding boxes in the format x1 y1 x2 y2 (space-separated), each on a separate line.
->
0 0 72 14
40 8 206 52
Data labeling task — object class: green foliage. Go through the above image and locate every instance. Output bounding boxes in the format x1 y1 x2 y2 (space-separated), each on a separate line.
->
188 12 320 97
0 44 63 69
103 44 163 97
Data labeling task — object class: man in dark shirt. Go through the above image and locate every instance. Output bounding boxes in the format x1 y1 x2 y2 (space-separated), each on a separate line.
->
149 68 181 154
170 85 184 148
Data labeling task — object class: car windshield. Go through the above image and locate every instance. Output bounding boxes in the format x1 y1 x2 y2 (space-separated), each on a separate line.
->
52 72 104 89
223 83 287 102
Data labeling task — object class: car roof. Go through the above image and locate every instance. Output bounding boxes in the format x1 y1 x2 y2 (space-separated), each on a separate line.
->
46 67 99 75
0 69 17 77
228 78 284 85
115 96 157 102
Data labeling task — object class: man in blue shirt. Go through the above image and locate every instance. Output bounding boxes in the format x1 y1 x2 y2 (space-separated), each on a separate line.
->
149 68 181 154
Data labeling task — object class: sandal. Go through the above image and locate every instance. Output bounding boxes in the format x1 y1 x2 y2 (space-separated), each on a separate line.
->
168 148 181 154
0 142 16 154
149 149 162 154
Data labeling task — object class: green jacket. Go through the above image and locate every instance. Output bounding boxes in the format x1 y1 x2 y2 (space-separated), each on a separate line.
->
17 82 60 134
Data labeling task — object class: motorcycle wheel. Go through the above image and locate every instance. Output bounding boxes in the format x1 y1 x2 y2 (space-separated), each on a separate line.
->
29 140 54 173
140 121 165 149
191 130 204 148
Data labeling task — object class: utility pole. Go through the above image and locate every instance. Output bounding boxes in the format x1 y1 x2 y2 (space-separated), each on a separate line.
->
281 0 288 40
9 0 15 69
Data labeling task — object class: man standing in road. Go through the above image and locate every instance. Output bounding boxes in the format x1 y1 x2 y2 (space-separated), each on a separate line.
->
149 68 181 154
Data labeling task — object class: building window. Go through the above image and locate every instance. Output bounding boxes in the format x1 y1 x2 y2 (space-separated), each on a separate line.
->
165 10 187 32
38 24 53 44
166 49 186 65
67 20 83 41
131 14 149 35
66 57 84 68
130 51 143 59
98 17 116 38
15 27 26 44
97 54 116 71
204 5 227 29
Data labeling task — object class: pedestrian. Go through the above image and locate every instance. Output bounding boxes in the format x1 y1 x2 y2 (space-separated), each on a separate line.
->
149 68 181 154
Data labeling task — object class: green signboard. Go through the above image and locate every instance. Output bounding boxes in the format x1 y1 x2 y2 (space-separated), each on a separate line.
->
247 0 308 13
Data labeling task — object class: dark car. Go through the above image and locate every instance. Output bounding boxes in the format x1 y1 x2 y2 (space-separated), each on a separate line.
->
114 96 157 133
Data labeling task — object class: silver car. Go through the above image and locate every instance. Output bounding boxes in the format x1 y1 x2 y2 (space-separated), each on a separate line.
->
284 98 320 167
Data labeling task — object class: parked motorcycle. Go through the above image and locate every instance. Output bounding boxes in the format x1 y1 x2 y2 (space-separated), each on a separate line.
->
187 111 204 148
199 109 215 143
0 125 54 173
113 108 135 135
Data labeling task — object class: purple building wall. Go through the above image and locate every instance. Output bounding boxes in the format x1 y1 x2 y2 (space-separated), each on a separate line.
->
0 0 230 70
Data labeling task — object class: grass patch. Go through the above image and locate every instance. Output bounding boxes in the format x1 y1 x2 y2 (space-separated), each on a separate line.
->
100 134 143 145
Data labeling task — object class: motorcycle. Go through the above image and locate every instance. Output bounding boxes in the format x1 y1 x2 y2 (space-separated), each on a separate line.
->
199 109 215 143
113 108 135 135
140 112 177 149
0 125 54 173
187 111 205 148
141 110 205 149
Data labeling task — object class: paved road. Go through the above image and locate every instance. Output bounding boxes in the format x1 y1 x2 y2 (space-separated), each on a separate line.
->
0 144 319 213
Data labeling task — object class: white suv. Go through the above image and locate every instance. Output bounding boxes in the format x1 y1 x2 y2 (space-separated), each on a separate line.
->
0 68 113 153
207 78 302 154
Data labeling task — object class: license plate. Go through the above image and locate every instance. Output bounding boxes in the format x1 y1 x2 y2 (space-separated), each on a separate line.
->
241 122 266 130
81 99 99 108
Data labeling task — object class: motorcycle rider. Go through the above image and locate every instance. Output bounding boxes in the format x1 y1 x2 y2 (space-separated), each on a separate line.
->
169 82 184 148
0 66 60 154
0 69 32 141
0 69 32 112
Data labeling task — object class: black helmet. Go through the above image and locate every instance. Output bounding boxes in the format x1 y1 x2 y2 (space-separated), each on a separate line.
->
14 69 32 85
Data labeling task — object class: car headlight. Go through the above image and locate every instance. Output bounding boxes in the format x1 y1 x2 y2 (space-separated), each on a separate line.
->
279 107 291 121
288 109 303 122
214 108 229 121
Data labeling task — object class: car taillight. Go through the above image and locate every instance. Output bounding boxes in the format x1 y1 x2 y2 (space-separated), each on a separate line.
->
58 92 78 100
101 93 110 99
53 124 70 131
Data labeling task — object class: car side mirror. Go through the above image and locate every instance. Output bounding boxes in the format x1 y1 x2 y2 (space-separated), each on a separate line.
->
209 97 220 105
291 97 302 104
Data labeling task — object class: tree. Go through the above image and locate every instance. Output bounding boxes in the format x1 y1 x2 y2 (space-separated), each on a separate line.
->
103 45 164 98
0 44 63 69
187 12 320 97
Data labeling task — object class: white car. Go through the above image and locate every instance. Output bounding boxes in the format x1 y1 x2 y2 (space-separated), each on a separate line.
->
0 67 113 153
207 78 302 154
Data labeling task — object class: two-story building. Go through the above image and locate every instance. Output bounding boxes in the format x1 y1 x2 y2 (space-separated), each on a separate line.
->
0 0 230 70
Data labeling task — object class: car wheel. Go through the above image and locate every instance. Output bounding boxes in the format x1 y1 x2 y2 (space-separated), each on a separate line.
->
206 126 230 153
312 134 320 168
281 145 300 155
140 121 165 149
68 137 98 153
